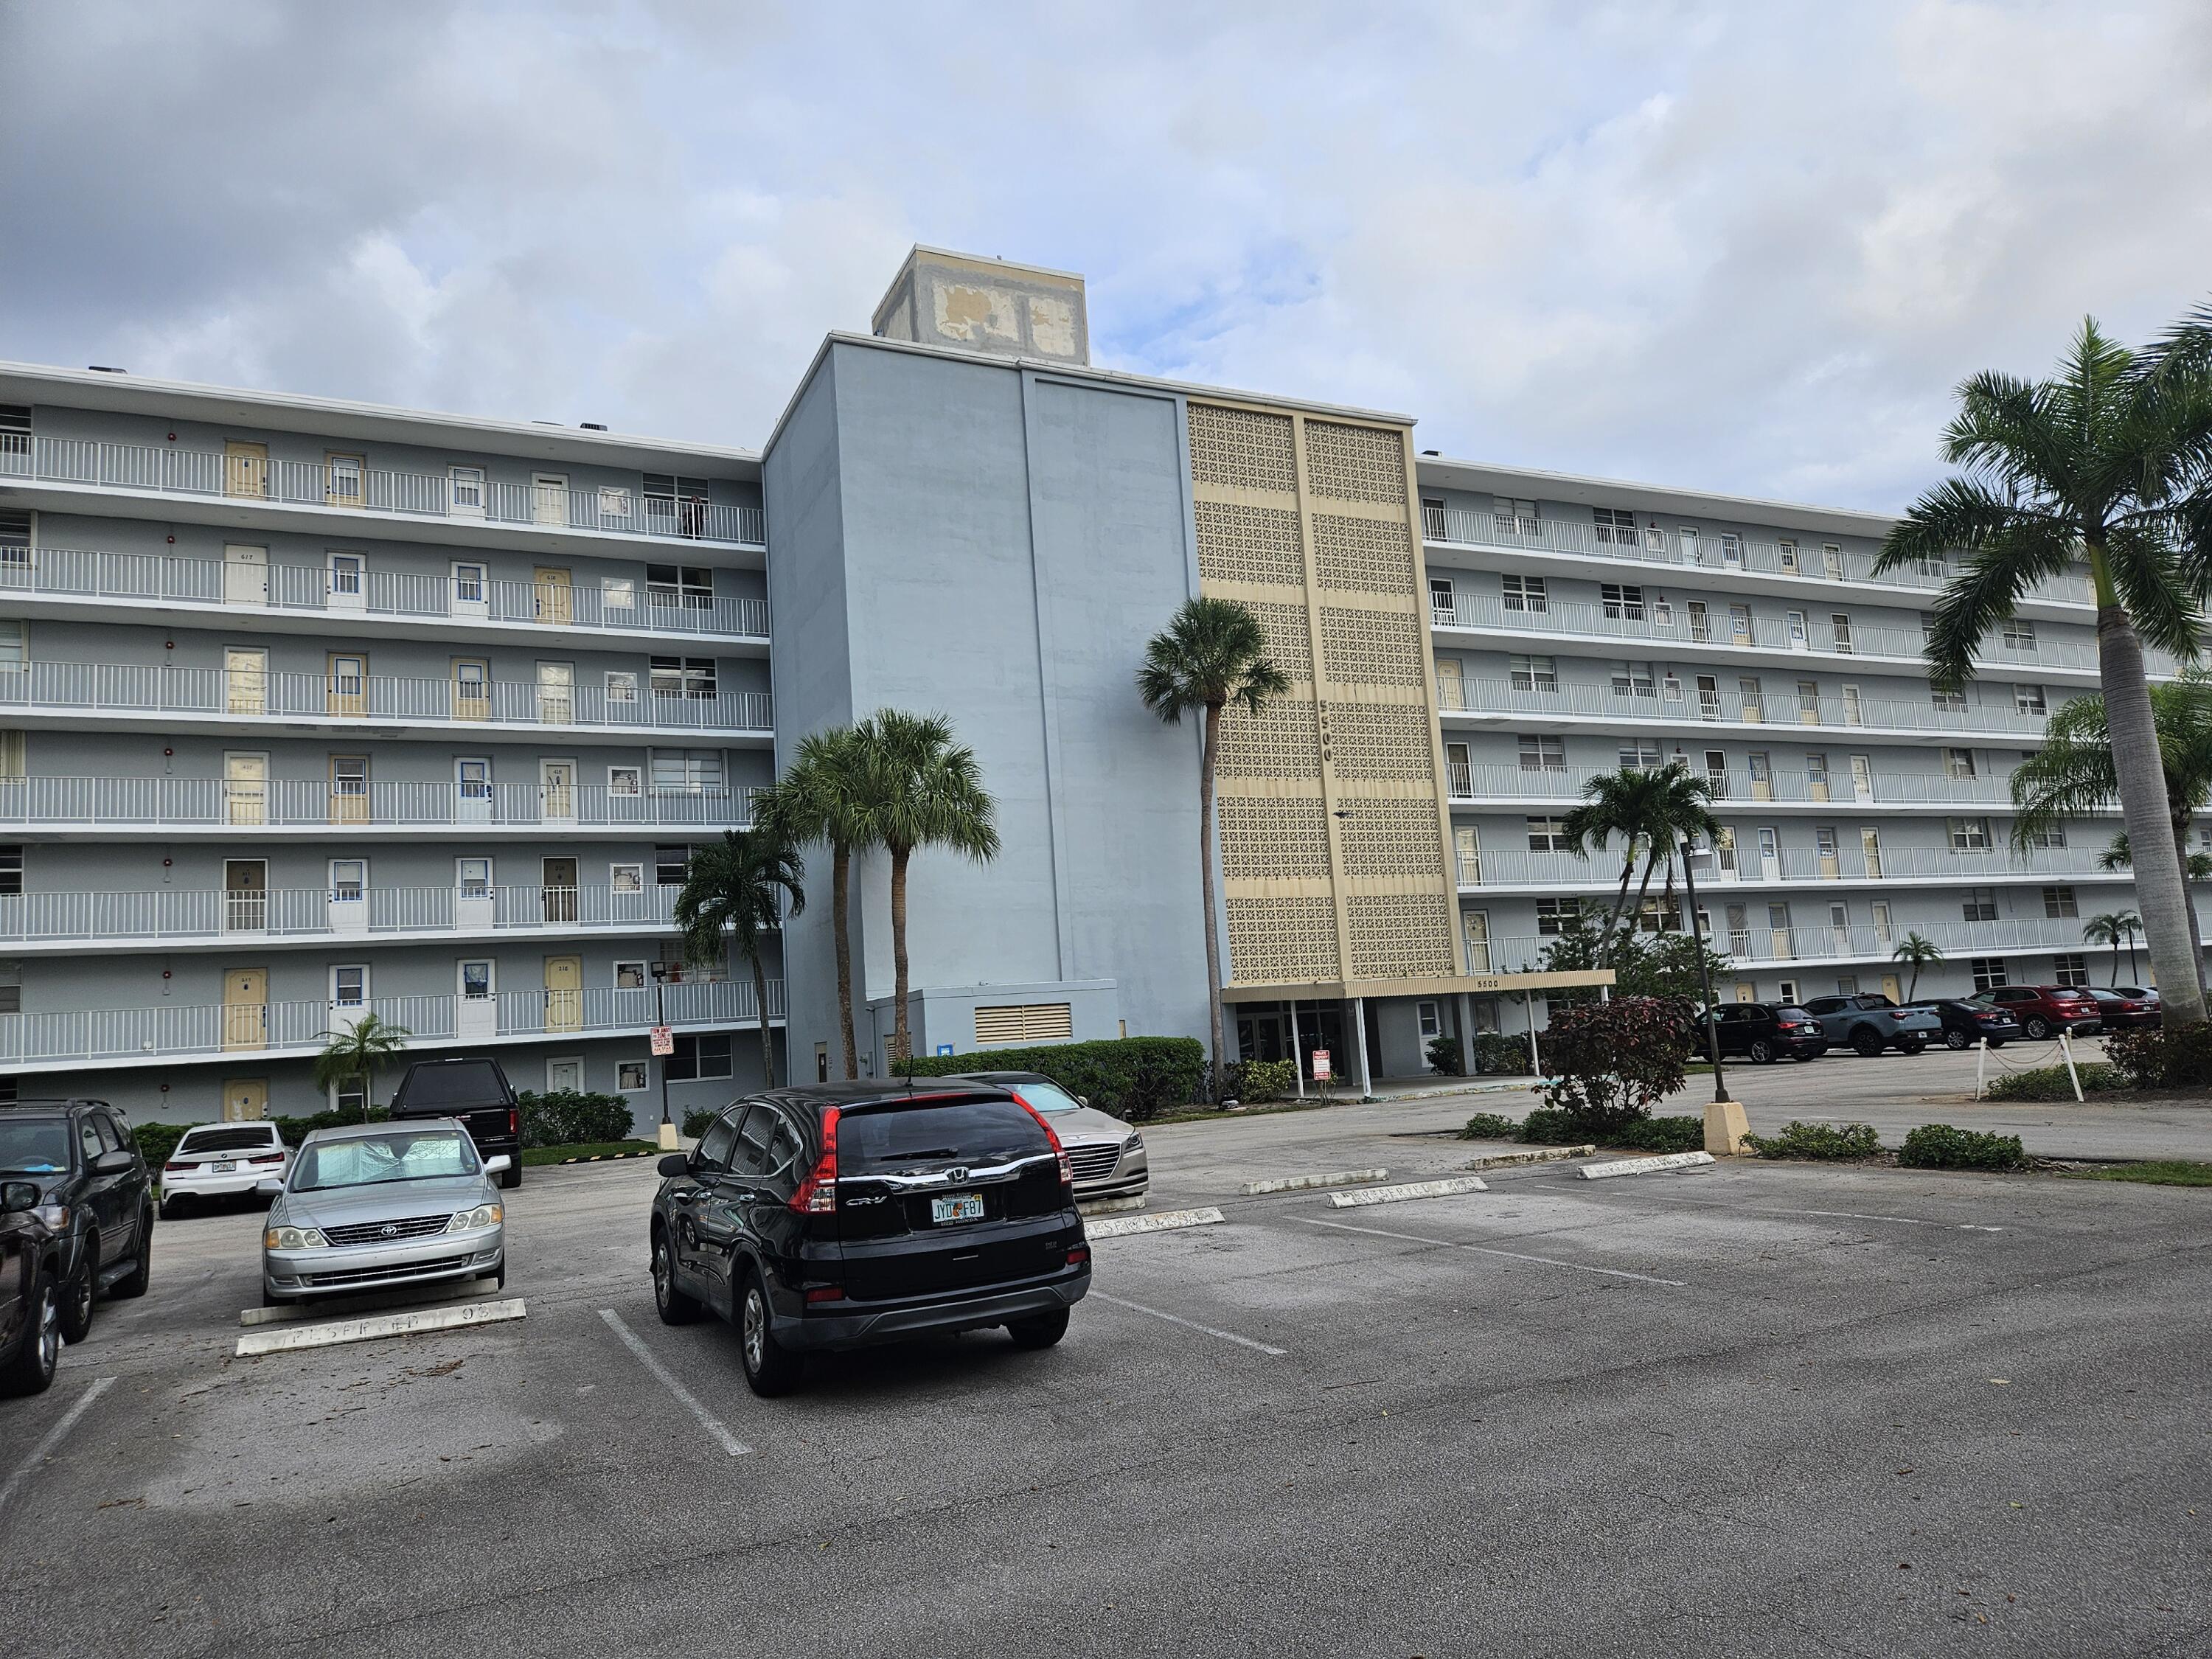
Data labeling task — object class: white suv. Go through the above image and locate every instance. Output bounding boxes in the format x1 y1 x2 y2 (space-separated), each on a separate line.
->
160 1121 289 1217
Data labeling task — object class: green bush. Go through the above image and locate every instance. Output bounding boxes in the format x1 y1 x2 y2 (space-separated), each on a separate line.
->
1898 1123 2029 1172
271 1107 389 1147
1745 1120 1882 1161
516 1089 636 1148
133 1121 189 1169
681 1107 719 1139
1983 1062 2122 1102
1425 1035 1462 1076
1536 997 1693 1138
1227 1058 1296 1103
1611 1114 1704 1154
1517 1106 1586 1144
1459 1111 1521 1141
1468 1032 1532 1075
895 1036 1206 1122
2104 1024 2212 1091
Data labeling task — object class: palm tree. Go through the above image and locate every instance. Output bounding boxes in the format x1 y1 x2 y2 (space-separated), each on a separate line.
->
1877 318 2212 1028
312 1012 412 1120
849 709 1000 1068
1892 933 1944 1000
1136 597 1290 1076
1561 762 1719 962
2083 911 2143 986
2101 833 2212 883
760 726 877 1079
674 829 805 1089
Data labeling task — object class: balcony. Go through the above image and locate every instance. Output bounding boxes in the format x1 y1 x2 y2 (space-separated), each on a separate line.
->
1449 760 2040 811
0 977 782 1071
0 776 756 835
0 543 768 641
1 433 764 548
1436 673 2057 742
0 659 773 737
1454 843 2119 891
1462 917 2197 975
1421 503 2096 610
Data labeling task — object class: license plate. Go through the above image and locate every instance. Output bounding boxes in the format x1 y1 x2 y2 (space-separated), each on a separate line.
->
212 1161 238 1174
931 1192 986 1225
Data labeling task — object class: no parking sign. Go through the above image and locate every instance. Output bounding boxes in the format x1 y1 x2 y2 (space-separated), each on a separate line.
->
1312 1049 1332 1080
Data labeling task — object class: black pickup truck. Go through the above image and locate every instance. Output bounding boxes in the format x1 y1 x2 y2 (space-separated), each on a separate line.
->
387 1057 524 1189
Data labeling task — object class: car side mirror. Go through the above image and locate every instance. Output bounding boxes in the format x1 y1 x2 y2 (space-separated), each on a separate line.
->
255 1176 285 1197
658 1152 691 1178
1077 1096 1091 1108
93 1149 135 1175
481 1155 512 1175
1 1180 38 1215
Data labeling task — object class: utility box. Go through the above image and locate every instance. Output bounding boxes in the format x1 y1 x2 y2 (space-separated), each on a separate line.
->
871 246 1090 366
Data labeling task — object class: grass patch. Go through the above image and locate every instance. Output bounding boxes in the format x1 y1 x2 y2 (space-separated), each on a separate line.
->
1983 1061 2123 1102
2068 1160 2212 1188
521 1139 659 1166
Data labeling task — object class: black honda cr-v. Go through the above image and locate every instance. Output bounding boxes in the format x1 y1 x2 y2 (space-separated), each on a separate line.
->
649 1082 1091 1395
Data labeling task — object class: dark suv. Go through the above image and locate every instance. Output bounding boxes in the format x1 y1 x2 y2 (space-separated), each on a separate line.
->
649 1082 1091 1396
1701 1003 1828 1063
1800 994 1944 1057
388 1057 523 1189
1 1178 65 1394
0 1100 153 1344
1970 985 2102 1040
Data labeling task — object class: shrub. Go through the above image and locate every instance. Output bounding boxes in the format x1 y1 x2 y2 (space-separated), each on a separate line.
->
1426 1035 1462 1076
1745 1120 1882 1161
1898 1123 2029 1172
1226 1058 1296 1103
894 1036 1206 1123
2104 1024 2212 1091
517 1089 636 1148
271 1107 389 1147
681 1107 719 1139
1517 1106 1586 1144
1611 1114 1704 1154
1459 1111 1521 1141
133 1121 189 1169
1468 1032 1532 1076
1535 996 1692 1138
1983 1062 2122 1102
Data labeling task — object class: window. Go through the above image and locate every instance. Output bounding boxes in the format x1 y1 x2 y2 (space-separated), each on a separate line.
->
618 1060 648 1092
2014 684 2047 715
1526 816 1571 852
2052 953 2090 988
644 479 711 540
651 750 723 793
2003 618 2037 652
1831 614 1854 653
1534 897 1580 935
605 671 639 704
331 965 367 1008
325 452 365 507
603 576 637 611
0 845 18 897
654 845 693 886
614 960 648 990
1962 886 1999 922
1943 748 1977 781
1500 574 1547 613
1777 979 1800 1005
1517 734 1565 773
1971 958 2009 992
1786 611 1809 650
457 757 491 801
2043 886 2079 919
611 863 644 894
2026 822 2068 849
448 466 486 516
1686 600 1710 641
650 656 717 699
1610 661 1655 698
1416 1001 1441 1039
647 564 714 609
1836 975 1859 996
1600 583 1645 621
1950 817 1993 852
1618 739 1661 770
598 485 634 522
665 1032 734 1082
330 859 365 902
1660 668 1682 702
451 562 487 606
459 960 493 1001
609 765 641 797
328 552 364 598
1593 507 1637 545
1495 497 1538 536
1921 613 1938 645
1509 654 1556 692
456 858 491 900
1933 686 1968 714
1428 577 1455 624
1777 538 1798 573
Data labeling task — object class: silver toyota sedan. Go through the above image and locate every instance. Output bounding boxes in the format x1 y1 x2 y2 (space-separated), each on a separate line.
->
260 1119 509 1306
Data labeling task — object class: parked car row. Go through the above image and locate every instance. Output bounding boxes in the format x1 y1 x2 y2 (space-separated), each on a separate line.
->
1698 984 2134 1063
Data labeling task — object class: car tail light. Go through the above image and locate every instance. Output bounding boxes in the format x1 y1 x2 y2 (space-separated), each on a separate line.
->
1009 1093 1074 1188
248 1152 285 1166
1066 1245 1091 1266
803 1285 845 1304
791 1105 840 1214
164 1161 191 1173
509 1107 519 1138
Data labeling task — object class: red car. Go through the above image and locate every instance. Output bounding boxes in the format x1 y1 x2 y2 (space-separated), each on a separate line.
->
2083 987 2160 1029
1969 984 2104 1040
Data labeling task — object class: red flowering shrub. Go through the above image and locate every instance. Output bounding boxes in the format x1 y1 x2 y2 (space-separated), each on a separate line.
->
1536 996 1694 1135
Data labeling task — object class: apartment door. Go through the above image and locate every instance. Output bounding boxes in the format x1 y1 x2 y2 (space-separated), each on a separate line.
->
1850 754 1874 801
324 452 366 509
1840 684 1864 727
1748 751 1773 801
329 754 368 824
1756 827 1780 881
1696 675 1720 720
1733 981 1756 1003
220 1078 268 1123
1703 750 1729 799
537 661 573 725
541 856 579 924
223 967 268 1051
457 959 497 1040
533 567 574 627
1714 825 1738 880
531 473 568 527
543 954 582 1032
451 560 489 620
1829 900 1851 952
1796 681 1821 724
456 857 495 928
223 440 268 499
1462 910 1492 973
225 647 268 714
1767 903 1793 959
456 757 493 824
1881 973 1903 1004
223 543 268 606
1728 604 1753 647
327 552 366 611
1806 753 1830 802
1860 827 1884 879
1434 655 1464 710
1725 902 1750 955
540 758 576 824
327 652 367 717
224 751 268 826
1453 824 1480 886
223 860 267 933
328 858 367 934
1871 900 1895 947
452 658 490 722
1822 545 1846 582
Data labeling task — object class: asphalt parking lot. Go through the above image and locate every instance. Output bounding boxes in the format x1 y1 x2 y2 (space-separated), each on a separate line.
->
4 1107 2209 1659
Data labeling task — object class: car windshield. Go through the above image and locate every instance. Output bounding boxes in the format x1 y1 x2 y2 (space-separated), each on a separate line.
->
840 1099 1052 1175
1004 1079 1085 1115
293 1130 477 1192
0 1119 70 1175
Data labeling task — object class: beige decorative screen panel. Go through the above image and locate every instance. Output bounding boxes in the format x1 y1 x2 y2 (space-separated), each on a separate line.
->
1220 796 1331 879
1194 501 1304 588
1227 896 1341 983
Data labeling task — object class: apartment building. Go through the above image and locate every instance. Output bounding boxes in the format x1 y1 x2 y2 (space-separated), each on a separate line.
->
2 246 2199 1122
0 366 778 1124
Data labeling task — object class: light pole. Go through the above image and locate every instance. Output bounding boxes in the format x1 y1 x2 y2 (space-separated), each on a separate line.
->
1674 827 1729 1107
650 960 676 1150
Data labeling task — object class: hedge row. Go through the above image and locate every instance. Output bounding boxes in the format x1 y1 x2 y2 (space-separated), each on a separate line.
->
133 1091 634 1169
896 1037 1206 1123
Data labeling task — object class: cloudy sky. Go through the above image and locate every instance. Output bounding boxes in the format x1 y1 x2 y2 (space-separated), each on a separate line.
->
4 1 2207 510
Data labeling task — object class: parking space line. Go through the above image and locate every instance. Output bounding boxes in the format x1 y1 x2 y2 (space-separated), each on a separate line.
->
0 1375 115 1518
1091 1292 1288 1357
597 1310 751 1456
1302 1217 1688 1287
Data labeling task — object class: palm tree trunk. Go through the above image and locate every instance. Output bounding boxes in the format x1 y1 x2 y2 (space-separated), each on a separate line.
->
2096 597 2207 1023
889 845 912 1065
1198 704 1227 1088
749 948 776 1090
1907 961 1920 1000
1624 846 1663 940
2173 814 2208 998
831 843 857 1079
1598 850 1638 963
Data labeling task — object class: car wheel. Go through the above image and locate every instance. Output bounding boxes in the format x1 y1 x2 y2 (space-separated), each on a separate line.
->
500 1162 523 1191
1944 1028 1972 1051
57 1239 97 1343
1007 1307 1071 1350
1 1270 59 1397
1987 1040 2007 1049
112 1207 153 1299
2024 1016 2051 1040
1747 1037 1775 1065
1851 1027 1884 1058
737 1270 801 1397
651 1228 700 1326
1898 1039 1927 1056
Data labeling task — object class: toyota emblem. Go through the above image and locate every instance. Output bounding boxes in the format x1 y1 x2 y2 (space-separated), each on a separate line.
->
379 1223 398 1237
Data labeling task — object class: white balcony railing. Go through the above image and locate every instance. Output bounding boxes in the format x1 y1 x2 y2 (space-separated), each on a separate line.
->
0 434 763 547
1421 503 2098 608
1464 917 2196 975
0 543 768 639
0 776 756 831
1454 844 2121 890
0 977 782 1068
1448 760 2042 810
1436 673 2061 740
0 658 772 734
